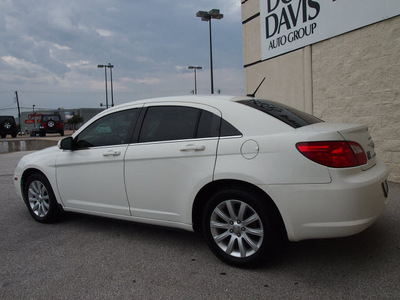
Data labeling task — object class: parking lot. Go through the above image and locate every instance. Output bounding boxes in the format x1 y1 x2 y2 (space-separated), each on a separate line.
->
1 151 399 299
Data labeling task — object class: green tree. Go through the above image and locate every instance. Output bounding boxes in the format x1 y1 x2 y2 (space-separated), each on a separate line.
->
67 114 84 132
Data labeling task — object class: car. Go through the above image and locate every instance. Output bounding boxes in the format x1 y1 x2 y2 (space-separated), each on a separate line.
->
13 95 390 267
0 115 18 138
39 114 64 136
30 127 41 137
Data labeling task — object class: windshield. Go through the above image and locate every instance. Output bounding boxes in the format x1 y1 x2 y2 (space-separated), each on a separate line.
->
238 99 323 128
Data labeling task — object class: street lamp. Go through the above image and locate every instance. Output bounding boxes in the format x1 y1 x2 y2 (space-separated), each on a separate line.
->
98 63 115 108
188 66 202 94
196 9 223 94
97 64 109 108
107 63 114 107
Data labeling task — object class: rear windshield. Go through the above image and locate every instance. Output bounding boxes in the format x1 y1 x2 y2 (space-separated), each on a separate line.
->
238 99 322 128
42 115 61 122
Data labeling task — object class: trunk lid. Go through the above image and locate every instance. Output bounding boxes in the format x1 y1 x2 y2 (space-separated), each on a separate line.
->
337 124 376 170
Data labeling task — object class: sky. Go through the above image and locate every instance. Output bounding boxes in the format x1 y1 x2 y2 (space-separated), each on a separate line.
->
0 0 244 116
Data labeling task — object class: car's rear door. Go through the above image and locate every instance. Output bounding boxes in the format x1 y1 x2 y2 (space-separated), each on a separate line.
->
124 102 221 225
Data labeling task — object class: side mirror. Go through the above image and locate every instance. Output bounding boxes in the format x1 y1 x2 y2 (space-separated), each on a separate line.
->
58 137 74 150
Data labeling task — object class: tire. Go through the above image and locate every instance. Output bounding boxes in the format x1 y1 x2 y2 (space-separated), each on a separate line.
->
3 121 12 129
23 173 63 223
47 120 55 128
203 189 276 267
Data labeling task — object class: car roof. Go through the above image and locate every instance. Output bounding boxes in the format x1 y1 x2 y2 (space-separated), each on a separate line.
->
91 95 255 122
109 95 253 110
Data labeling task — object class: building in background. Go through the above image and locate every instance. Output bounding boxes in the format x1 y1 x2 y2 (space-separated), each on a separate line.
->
241 0 400 182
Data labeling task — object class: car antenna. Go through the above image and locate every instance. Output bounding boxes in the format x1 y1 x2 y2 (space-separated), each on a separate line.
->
246 77 266 98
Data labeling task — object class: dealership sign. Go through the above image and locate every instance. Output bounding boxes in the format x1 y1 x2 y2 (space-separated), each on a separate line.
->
260 0 400 60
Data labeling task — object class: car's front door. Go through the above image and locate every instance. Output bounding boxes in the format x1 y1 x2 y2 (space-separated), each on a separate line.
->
56 108 140 216
124 103 222 225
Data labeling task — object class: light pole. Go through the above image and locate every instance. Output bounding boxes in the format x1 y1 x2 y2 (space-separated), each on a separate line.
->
196 9 223 94
107 63 114 107
97 64 108 108
188 66 202 94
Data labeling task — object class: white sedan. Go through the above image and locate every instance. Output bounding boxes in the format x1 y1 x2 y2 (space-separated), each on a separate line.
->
14 95 390 267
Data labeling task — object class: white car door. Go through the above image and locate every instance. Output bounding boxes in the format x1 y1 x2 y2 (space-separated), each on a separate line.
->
56 108 140 216
124 103 222 225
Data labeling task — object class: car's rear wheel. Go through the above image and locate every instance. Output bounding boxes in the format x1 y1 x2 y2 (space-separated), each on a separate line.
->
24 173 62 223
203 189 275 267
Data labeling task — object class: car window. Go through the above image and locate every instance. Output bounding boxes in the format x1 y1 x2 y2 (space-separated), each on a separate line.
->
138 106 242 143
75 109 139 148
197 111 242 138
139 106 200 143
197 110 220 138
42 115 61 122
238 99 323 128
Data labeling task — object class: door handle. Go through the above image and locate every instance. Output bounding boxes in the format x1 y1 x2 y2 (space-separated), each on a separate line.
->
180 144 206 152
103 150 121 157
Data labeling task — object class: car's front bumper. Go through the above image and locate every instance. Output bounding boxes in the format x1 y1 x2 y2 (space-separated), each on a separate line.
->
263 158 390 241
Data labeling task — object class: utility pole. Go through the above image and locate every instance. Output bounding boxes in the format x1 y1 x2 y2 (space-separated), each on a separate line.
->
15 91 21 133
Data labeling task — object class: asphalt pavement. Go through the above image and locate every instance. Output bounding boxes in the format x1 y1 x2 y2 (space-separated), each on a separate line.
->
0 151 399 299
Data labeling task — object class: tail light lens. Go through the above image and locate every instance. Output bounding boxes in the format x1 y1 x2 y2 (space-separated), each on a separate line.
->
296 141 367 168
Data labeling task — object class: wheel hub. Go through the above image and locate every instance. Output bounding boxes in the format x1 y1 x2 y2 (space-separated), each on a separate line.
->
230 223 243 235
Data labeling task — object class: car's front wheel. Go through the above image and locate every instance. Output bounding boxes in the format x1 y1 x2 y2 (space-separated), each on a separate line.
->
24 173 63 223
203 189 276 267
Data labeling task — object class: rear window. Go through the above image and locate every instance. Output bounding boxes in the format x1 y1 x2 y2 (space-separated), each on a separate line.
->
238 99 322 128
42 115 61 122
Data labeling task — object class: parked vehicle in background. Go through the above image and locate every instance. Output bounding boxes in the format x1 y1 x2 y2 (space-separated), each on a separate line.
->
30 127 40 137
39 114 64 136
13 95 390 267
0 116 18 138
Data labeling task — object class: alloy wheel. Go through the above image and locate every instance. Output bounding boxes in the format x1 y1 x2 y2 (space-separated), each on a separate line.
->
210 199 264 258
28 180 50 218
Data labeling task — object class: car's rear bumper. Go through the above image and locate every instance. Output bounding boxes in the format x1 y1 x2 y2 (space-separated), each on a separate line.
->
263 159 390 241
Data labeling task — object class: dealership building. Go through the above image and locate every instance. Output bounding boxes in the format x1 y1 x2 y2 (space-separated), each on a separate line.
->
241 0 400 182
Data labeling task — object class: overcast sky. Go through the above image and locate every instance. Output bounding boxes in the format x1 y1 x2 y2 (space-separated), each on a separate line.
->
0 0 244 115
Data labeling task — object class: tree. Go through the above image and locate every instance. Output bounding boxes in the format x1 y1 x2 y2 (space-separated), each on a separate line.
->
67 114 84 132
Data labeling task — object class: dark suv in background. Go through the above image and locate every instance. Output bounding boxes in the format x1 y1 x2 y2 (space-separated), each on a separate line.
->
39 114 64 136
0 116 18 138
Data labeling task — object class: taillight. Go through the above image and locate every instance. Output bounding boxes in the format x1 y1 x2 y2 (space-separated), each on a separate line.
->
296 141 367 168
